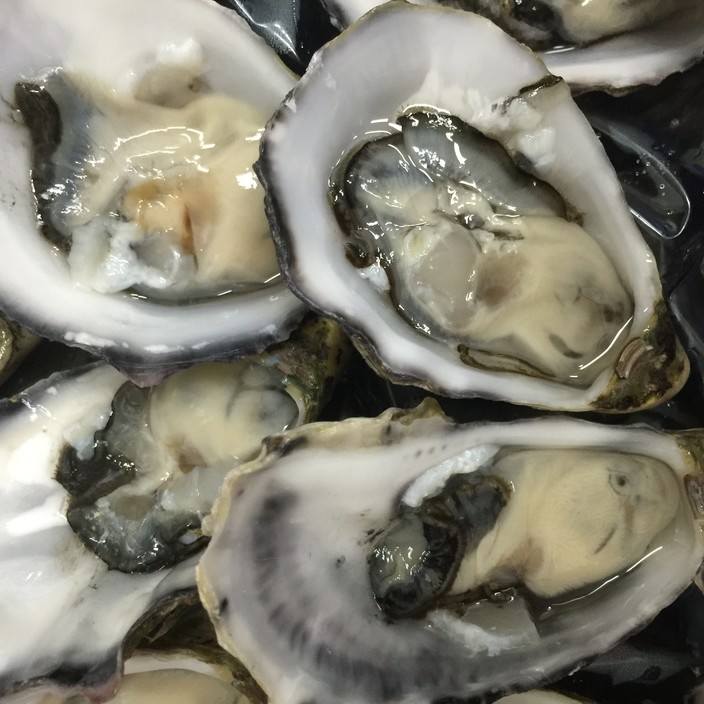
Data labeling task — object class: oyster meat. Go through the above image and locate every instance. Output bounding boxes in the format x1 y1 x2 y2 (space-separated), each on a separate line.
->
0 0 305 378
258 2 688 412
59 316 346 573
197 402 704 704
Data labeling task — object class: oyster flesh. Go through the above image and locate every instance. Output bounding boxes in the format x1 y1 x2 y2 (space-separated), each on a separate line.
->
258 2 689 412
198 402 704 704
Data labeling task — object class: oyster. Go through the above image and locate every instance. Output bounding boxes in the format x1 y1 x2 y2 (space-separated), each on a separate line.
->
0 0 305 379
198 402 704 704
0 317 346 695
258 2 689 412
320 0 704 92
0 364 197 698
1 649 260 704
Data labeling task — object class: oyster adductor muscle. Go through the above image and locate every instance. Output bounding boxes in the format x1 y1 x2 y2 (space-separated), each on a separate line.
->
258 2 688 412
197 402 704 704
0 0 305 379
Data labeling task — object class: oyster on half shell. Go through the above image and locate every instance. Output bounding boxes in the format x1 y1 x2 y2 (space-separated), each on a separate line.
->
320 0 704 92
1 649 261 704
258 2 689 412
0 0 306 379
0 316 346 697
197 401 704 704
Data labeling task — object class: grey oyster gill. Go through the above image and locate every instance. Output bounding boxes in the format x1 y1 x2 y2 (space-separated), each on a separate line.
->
197 404 704 704
16 66 278 301
333 109 632 387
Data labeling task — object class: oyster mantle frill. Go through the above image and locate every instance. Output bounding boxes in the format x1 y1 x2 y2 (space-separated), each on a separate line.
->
197 402 704 704
257 2 688 412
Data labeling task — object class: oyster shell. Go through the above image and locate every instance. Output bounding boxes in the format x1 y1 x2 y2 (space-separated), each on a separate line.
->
258 2 689 412
197 402 704 704
0 0 306 379
320 0 704 92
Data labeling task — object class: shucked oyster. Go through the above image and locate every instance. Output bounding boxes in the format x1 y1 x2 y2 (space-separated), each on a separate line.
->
0 317 346 696
58 316 346 573
198 402 704 704
321 0 704 92
258 2 688 412
0 364 195 699
0 0 305 378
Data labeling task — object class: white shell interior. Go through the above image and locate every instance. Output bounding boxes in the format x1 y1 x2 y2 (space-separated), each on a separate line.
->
262 3 663 409
0 0 304 372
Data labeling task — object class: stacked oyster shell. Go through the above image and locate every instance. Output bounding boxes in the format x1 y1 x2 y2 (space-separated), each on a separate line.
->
0 0 703 704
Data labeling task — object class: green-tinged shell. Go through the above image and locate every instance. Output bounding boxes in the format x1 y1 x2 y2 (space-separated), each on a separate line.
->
584 301 688 412
262 315 352 423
